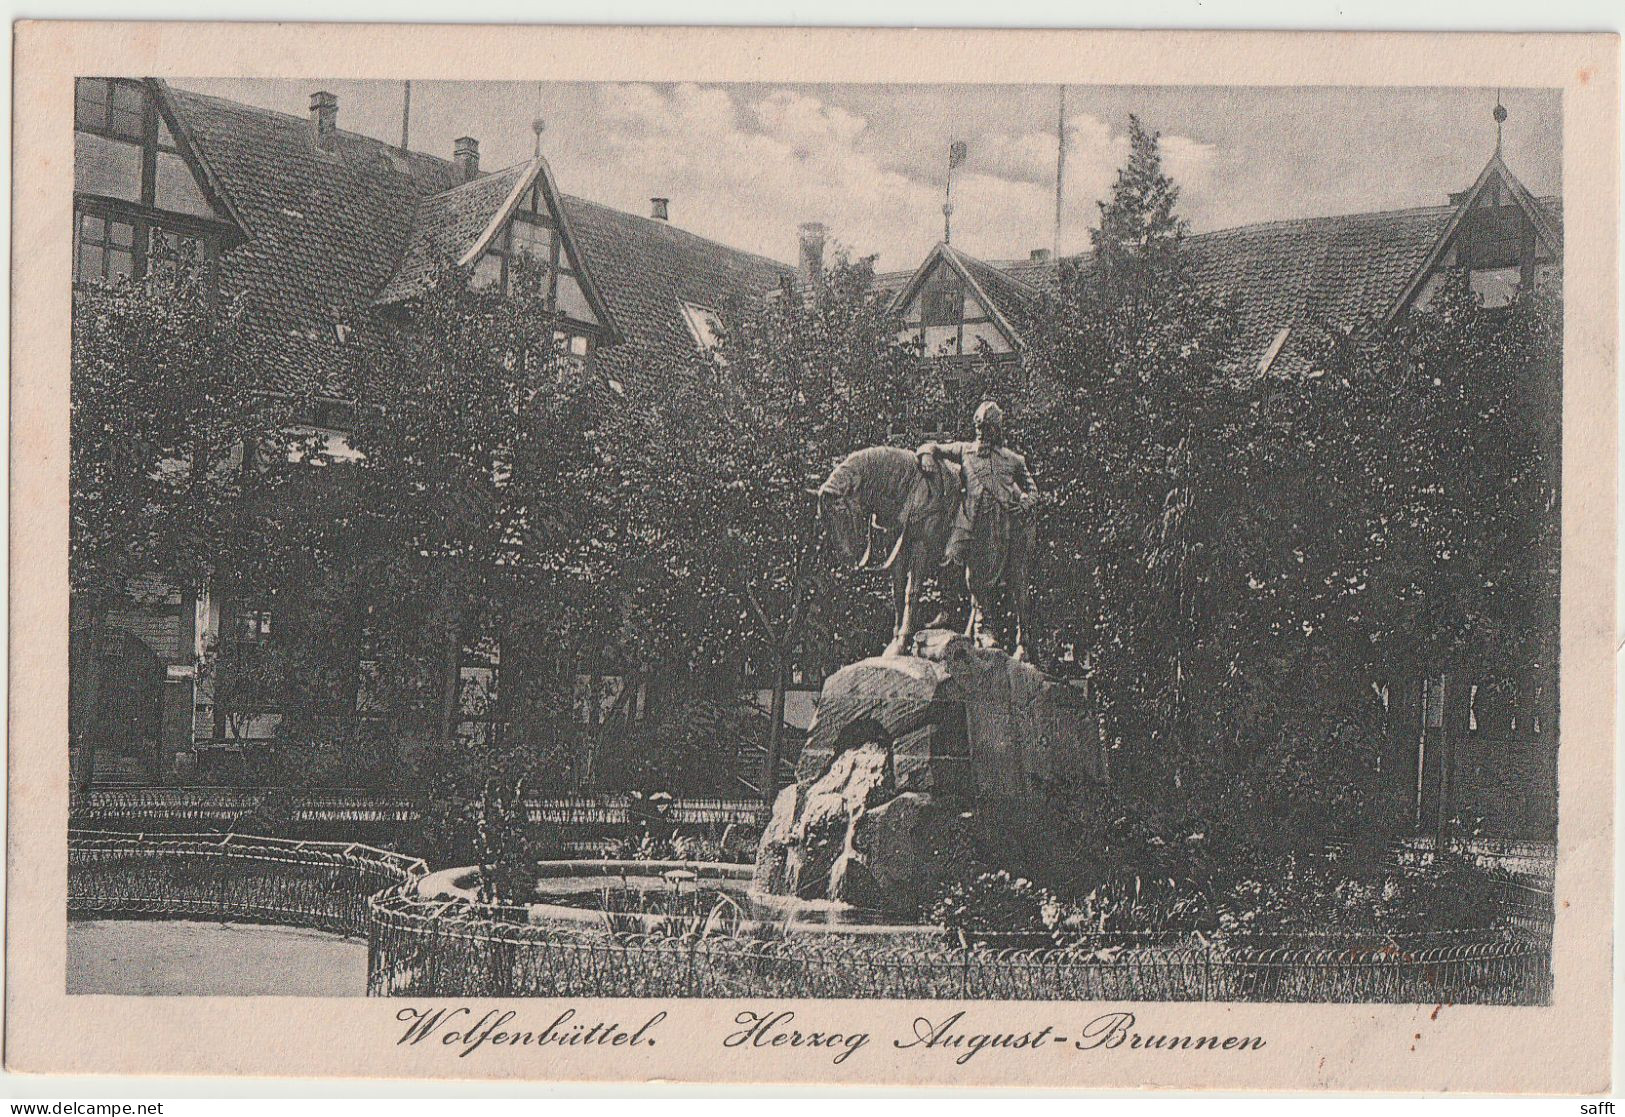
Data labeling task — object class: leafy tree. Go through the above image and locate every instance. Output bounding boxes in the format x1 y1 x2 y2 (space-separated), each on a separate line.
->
1304 272 1562 841
69 263 296 790
621 253 936 801
202 256 612 795
1317 272 1561 683
1012 116 1560 860
1021 115 1245 769
347 256 610 763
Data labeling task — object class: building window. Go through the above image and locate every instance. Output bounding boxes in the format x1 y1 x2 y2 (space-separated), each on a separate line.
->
149 226 203 277
236 607 273 645
477 215 557 294
554 331 590 358
73 206 213 287
922 284 964 327
508 217 553 260
74 211 135 283
75 76 224 271
679 301 726 353
75 78 148 142
1468 266 1522 309
471 253 503 289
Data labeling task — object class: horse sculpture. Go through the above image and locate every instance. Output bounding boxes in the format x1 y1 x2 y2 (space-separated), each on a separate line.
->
816 445 1037 658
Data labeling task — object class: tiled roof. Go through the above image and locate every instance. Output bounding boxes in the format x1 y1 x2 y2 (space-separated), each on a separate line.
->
372 163 530 305
164 85 793 400
558 194 794 389
168 87 464 399
911 192 1559 372
1185 204 1456 367
152 85 1559 399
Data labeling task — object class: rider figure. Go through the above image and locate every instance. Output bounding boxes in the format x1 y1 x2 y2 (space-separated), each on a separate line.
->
917 400 1038 647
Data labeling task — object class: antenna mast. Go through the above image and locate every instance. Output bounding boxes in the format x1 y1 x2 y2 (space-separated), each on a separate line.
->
399 80 411 151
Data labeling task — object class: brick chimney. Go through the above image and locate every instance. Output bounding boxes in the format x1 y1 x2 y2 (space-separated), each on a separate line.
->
1029 247 1052 263
798 222 828 287
454 137 480 182
309 91 337 151
650 197 669 221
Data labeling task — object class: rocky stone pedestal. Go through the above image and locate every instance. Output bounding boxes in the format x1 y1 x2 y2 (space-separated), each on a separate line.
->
751 629 1106 916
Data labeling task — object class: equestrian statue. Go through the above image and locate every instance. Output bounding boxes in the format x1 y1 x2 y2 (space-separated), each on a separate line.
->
815 400 1039 659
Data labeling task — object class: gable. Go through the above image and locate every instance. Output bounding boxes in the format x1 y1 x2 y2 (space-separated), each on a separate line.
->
1389 154 1562 319
378 157 621 344
891 245 1024 358
74 78 242 235
164 82 792 402
471 169 609 335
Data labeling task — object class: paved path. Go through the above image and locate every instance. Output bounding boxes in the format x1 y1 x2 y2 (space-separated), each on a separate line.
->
67 919 366 996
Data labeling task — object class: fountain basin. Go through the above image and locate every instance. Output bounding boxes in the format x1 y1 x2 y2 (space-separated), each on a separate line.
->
415 860 941 937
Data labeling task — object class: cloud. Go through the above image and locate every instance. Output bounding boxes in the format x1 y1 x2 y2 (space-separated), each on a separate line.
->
1162 133 1219 194
574 84 1219 270
942 114 1215 258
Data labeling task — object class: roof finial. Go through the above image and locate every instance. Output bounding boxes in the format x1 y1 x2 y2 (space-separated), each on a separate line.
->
943 140 967 244
1493 89 1508 152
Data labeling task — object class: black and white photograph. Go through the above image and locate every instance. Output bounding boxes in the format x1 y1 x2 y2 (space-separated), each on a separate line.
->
7 18 1616 1094
59 69 1566 1005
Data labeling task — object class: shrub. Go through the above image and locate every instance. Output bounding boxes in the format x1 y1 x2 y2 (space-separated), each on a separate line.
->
928 871 1058 942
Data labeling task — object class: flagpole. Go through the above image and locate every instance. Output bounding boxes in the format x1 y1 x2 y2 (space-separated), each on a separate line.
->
1053 84 1067 258
400 80 412 152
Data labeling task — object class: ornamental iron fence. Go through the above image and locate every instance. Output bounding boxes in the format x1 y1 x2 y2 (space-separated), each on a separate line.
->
68 830 425 936
365 890 1550 1003
67 830 1553 1004
69 788 766 830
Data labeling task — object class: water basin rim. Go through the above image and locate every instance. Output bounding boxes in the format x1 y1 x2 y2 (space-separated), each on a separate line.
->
537 859 754 879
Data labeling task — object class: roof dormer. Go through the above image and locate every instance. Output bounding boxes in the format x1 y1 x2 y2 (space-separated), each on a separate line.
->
1389 149 1562 319
888 242 1040 361
375 155 621 347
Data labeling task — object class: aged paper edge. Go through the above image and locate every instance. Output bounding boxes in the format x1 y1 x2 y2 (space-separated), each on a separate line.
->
6 21 1618 1091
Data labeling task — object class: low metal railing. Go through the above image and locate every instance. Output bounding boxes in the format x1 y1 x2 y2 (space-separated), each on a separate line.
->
366 890 1551 1003
67 830 1554 1004
69 787 767 829
1394 836 1557 886
68 830 426 936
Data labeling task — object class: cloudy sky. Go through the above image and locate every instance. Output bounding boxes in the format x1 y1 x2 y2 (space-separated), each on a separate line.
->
179 78 1561 272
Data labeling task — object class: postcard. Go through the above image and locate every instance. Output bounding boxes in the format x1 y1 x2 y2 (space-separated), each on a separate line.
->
7 21 1617 1090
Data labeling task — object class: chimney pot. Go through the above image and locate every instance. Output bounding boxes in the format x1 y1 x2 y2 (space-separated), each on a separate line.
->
1029 248 1052 263
309 91 337 150
649 197 669 221
454 136 480 181
798 221 828 286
